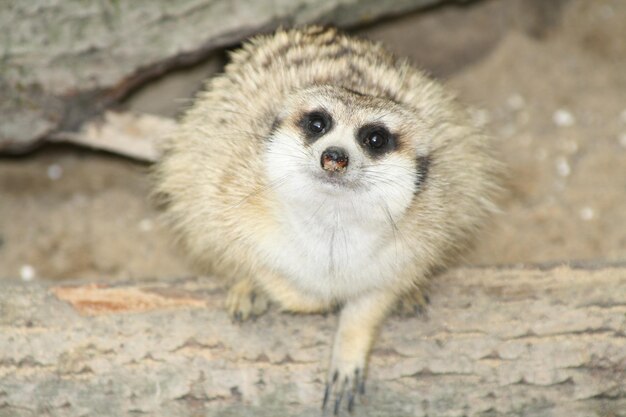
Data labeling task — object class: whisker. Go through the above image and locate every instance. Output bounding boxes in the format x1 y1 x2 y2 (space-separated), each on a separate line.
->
264 150 309 160
379 200 399 263
192 106 251 117
361 163 417 174
228 174 291 209
192 127 313 161
329 211 337 276
192 125 314 159
266 146 311 160
193 126 267 141
304 198 328 228
360 173 417 194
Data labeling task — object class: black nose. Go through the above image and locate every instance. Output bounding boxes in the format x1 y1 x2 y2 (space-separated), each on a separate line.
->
321 147 349 172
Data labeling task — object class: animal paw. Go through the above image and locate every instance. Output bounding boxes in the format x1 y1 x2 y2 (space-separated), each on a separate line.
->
322 360 365 415
226 280 269 321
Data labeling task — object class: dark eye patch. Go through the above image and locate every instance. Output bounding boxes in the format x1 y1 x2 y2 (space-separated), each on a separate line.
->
299 110 333 143
357 124 397 157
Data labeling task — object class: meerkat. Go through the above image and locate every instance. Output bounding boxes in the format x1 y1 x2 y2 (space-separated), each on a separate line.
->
154 26 501 413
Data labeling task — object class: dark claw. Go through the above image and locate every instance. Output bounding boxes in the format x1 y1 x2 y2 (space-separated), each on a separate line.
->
349 368 361 412
322 383 330 410
333 388 344 416
333 376 347 416
347 391 355 413
322 371 338 411
323 368 365 415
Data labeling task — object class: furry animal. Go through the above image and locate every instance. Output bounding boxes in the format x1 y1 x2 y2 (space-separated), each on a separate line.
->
154 26 501 414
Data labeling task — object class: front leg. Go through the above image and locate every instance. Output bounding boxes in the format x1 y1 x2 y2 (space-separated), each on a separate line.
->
323 289 398 415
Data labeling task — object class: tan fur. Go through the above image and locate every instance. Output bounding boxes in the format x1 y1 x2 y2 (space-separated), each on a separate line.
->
154 26 502 412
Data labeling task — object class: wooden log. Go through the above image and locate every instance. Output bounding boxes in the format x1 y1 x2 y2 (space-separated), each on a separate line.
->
1 265 625 416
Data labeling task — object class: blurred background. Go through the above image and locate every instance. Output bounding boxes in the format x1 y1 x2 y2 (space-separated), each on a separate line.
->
1 0 625 282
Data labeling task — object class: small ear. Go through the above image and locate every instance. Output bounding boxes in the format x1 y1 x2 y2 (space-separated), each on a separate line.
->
269 116 282 135
415 154 431 190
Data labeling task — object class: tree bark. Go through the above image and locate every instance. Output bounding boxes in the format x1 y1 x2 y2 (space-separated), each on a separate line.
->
1 265 625 417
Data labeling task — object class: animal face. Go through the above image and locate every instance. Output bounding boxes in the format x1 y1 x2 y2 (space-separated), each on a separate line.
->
264 86 431 224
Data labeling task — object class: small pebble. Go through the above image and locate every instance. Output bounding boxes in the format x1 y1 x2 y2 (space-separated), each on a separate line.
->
517 111 530 125
507 94 525 110
564 139 579 154
555 157 571 177
139 218 154 232
580 207 594 221
553 109 575 127
47 164 63 180
501 124 517 138
619 133 626 148
536 148 548 161
71 193 88 206
600 5 614 19
20 265 36 282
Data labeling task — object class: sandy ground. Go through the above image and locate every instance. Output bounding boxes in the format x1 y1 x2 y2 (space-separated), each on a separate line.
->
0 0 625 281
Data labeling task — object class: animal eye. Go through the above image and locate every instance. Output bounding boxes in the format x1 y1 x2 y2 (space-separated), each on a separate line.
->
358 125 395 156
306 113 328 134
364 130 388 149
